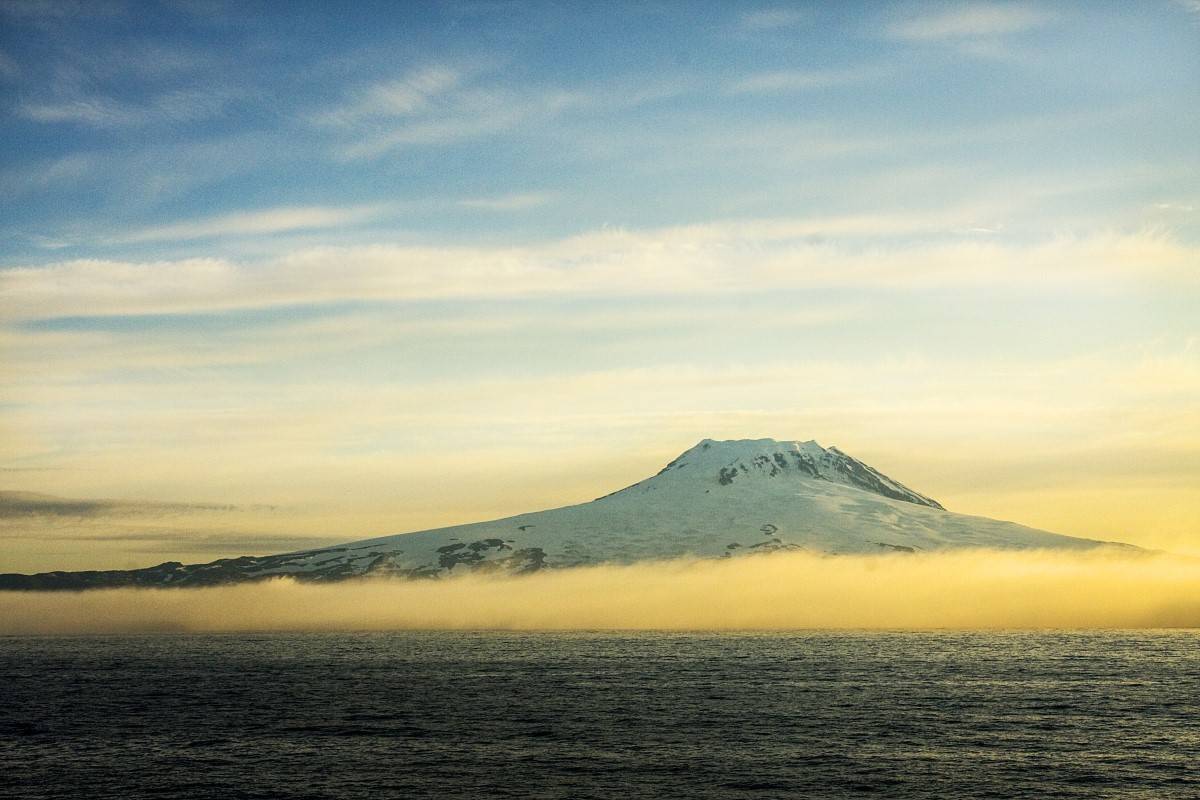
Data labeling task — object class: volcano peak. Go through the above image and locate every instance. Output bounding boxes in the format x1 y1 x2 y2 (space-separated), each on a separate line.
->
3 435 1131 590
640 437 943 510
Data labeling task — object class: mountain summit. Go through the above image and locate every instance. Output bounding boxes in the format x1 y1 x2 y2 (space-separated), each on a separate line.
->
607 438 943 509
0 438 1129 590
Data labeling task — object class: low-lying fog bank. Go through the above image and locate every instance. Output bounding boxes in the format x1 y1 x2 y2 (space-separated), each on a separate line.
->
3 549 1199 634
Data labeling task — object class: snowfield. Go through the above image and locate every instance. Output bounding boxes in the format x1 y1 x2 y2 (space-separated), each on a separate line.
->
0 438 1132 590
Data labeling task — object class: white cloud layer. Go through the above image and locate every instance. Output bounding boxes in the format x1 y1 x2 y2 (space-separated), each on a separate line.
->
886 2 1054 41
2 221 1194 322
108 204 387 244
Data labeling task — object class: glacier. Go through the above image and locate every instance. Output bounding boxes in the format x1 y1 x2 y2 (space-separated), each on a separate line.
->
0 438 1133 590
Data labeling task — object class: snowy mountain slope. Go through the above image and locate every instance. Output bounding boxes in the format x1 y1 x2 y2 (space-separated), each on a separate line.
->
0 438 1132 590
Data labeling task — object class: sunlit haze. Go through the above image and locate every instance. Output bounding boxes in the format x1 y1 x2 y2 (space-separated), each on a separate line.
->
2 1 1198 572
3 550 1200 634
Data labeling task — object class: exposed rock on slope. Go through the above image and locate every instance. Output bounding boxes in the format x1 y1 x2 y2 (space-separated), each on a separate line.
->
0 438 1130 590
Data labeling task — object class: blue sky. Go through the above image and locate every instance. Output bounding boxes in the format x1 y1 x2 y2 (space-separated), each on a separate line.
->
3 0 1197 259
1 1 1199 569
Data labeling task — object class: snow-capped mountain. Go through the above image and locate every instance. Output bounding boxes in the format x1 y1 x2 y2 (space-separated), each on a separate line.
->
0 438 1131 589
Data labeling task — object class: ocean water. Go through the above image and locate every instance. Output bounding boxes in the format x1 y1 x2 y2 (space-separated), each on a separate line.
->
2 631 1198 799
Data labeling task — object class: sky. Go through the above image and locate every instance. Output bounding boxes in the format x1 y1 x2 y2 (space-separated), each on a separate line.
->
1 0 1198 572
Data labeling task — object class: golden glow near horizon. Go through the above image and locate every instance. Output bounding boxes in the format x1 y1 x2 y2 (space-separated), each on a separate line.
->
1 3 1198 571
4 550 1200 634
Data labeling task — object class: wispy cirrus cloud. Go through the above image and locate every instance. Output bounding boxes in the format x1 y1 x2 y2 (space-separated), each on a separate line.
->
107 204 387 244
18 86 240 128
336 101 529 159
0 152 98 197
3 220 1194 323
334 86 585 160
315 61 690 160
885 2 1054 41
313 64 465 126
1176 0 1200 19
728 66 889 95
458 192 556 211
0 130 296 217
312 61 541 159
739 8 809 31
13 31 243 129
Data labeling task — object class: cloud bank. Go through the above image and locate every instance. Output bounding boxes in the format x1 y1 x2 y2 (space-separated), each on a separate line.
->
4 224 1194 322
3 550 1198 635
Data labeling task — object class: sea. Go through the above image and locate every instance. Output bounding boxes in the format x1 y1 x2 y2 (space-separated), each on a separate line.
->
2 631 1198 799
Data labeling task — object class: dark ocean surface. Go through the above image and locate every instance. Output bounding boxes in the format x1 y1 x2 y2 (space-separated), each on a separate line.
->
2 631 1198 799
